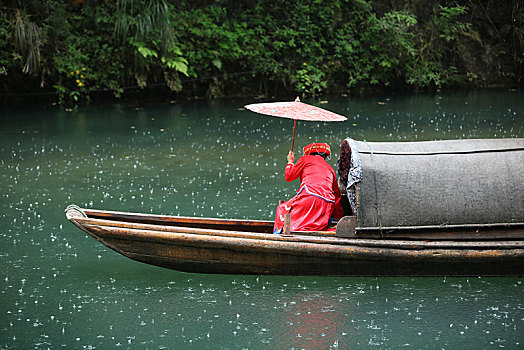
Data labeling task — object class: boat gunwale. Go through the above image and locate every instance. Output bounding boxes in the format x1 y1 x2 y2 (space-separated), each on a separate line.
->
353 222 524 240
82 207 338 236
85 208 274 226
81 222 524 262
82 208 524 238
67 210 524 251
74 207 524 241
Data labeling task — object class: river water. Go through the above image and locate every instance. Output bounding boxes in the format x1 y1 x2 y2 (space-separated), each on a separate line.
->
1 90 523 349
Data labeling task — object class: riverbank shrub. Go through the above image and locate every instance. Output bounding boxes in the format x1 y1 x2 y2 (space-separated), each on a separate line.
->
0 0 522 105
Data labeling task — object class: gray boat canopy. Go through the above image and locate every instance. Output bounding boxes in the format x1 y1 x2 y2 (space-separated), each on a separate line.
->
337 138 524 229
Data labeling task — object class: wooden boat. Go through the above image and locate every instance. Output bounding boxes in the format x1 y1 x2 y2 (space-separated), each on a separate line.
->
65 205 523 276
65 138 524 276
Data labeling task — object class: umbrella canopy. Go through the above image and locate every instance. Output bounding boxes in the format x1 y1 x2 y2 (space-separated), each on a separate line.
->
244 97 347 151
244 97 347 122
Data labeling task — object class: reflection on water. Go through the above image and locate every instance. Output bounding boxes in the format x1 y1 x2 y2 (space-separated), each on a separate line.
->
1 90 523 348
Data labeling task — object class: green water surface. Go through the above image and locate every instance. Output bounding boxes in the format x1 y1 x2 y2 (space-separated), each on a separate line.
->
1 90 523 349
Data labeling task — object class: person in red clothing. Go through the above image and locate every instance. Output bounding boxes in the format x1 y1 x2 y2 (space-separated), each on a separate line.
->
273 142 343 234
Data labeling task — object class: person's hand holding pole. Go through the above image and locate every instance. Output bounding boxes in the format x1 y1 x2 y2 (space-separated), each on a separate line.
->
287 150 295 164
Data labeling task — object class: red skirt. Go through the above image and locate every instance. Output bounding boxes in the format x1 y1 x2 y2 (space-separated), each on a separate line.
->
273 191 336 233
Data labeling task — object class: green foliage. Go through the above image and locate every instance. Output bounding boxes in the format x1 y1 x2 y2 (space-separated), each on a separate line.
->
407 5 477 88
335 7 418 90
295 62 327 97
14 9 43 75
0 11 16 76
0 0 521 105
114 0 188 90
237 0 337 95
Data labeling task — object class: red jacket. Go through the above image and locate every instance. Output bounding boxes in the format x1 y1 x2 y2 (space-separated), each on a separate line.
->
285 155 342 210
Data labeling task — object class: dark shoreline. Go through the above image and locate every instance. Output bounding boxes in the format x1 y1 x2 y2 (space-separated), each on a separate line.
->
1 84 521 110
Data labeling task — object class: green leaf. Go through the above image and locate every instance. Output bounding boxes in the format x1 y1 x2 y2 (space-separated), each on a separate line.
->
212 59 222 70
137 46 158 58
162 56 189 76
169 46 183 56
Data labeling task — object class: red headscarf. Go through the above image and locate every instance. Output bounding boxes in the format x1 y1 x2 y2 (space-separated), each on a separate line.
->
303 142 330 156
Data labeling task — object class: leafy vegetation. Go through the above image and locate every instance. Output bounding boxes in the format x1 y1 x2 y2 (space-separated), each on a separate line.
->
0 0 522 105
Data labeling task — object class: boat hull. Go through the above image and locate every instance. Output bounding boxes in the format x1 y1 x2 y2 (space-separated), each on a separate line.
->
66 206 524 276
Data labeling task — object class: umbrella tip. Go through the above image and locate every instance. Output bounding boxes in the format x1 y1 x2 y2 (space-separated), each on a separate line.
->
294 96 300 102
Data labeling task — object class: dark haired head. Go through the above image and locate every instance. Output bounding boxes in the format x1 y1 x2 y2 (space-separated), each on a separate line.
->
309 152 328 159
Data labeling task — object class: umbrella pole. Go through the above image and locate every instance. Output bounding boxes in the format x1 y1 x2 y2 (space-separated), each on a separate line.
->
291 119 297 151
